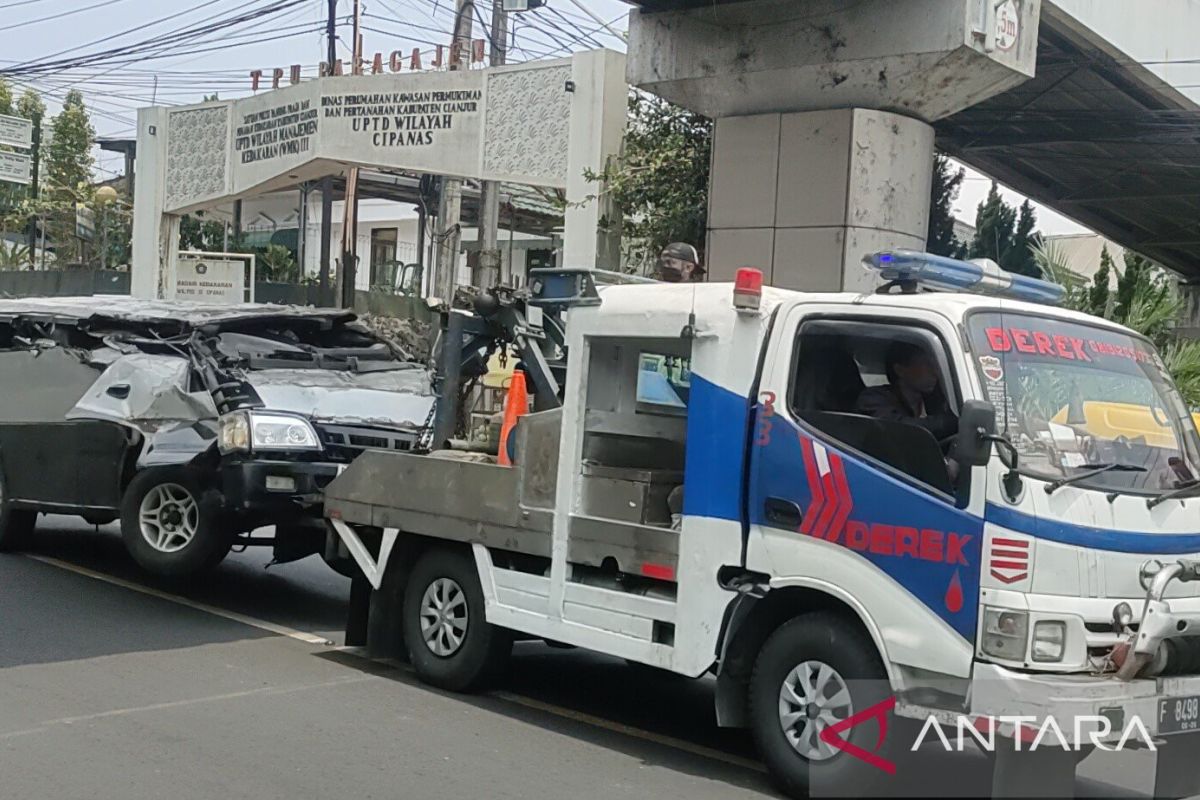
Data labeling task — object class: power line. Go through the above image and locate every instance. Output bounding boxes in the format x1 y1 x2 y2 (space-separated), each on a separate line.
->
2 0 309 77
7 0 134 31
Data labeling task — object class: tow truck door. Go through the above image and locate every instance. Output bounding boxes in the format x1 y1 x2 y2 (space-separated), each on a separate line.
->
745 300 987 680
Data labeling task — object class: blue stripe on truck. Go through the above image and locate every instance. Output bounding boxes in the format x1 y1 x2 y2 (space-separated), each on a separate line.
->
682 375 750 522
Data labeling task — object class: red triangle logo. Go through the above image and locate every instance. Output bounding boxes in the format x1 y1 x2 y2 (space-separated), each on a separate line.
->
816 696 898 774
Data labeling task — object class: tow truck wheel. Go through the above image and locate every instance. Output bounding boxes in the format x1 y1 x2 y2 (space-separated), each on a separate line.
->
403 547 511 692
120 468 231 578
0 466 36 552
750 612 897 798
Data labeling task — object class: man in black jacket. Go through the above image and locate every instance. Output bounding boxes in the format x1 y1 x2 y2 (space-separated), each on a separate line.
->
856 341 960 481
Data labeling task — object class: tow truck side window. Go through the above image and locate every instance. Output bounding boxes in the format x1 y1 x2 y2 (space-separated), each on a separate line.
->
789 319 959 497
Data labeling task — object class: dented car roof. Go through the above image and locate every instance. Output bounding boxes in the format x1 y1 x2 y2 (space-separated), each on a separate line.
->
0 296 356 328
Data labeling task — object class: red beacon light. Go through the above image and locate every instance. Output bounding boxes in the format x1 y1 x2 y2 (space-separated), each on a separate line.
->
733 267 763 312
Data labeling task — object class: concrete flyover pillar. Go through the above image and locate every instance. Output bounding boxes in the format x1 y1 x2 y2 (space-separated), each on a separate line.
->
627 0 1042 290
708 108 933 292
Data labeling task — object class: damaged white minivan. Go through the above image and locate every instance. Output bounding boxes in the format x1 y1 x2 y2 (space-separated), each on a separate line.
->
0 297 434 577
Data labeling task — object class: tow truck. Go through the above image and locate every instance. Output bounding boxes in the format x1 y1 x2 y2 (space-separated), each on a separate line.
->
322 252 1200 798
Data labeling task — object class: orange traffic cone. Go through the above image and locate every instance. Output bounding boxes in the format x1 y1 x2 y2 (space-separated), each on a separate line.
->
498 369 529 466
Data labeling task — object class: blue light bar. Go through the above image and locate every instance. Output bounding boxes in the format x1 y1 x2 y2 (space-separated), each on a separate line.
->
863 250 1066 305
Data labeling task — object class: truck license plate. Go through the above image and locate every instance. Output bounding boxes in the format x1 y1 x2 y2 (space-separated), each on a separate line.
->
1159 695 1200 735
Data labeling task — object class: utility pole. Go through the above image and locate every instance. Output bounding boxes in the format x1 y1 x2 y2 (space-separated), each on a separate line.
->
435 0 472 305
338 0 363 309
25 115 41 266
318 0 337 299
477 0 507 289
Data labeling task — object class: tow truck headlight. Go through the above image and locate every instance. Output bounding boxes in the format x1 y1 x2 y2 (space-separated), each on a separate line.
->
1032 620 1067 662
219 411 321 453
982 607 1028 660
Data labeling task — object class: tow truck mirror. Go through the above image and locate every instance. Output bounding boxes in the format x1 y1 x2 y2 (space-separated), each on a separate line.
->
957 400 997 468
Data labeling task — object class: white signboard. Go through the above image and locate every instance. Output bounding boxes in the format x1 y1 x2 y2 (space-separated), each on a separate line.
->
226 71 486 196
996 0 1020 52
175 254 249 303
0 151 31 185
0 113 33 150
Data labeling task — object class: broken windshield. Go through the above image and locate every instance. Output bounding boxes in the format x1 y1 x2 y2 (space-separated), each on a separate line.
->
967 311 1200 496
215 325 406 373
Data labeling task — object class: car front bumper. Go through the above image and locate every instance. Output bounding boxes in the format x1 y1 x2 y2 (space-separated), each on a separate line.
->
220 458 342 517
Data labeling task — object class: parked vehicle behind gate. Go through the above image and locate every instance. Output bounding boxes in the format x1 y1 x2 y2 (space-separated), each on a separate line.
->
0 297 433 577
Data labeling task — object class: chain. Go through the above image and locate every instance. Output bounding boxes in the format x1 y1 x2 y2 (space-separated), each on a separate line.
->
416 396 438 452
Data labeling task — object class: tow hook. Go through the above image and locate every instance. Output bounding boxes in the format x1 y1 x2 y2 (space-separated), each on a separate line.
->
1115 559 1200 680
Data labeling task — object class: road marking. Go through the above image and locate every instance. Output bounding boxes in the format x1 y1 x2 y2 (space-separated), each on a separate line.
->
0 676 375 741
491 690 767 773
26 554 334 646
332 646 766 774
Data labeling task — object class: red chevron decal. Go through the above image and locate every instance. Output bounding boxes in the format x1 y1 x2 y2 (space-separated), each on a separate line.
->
813 460 839 539
828 452 854 541
988 537 1030 584
799 436 823 535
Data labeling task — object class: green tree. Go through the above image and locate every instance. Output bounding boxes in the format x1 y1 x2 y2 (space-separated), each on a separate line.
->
41 90 95 264
180 214 228 252
927 154 966 258
45 90 94 198
1084 246 1114 317
16 89 45 126
584 91 712 275
0 78 12 116
968 183 1043 277
258 243 298 282
1034 242 1200 406
1010 200 1041 277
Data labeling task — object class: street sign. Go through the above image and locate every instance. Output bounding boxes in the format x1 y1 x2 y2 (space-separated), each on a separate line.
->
0 113 33 149
75 204 95 240
175 253 253 303
0 151 32 185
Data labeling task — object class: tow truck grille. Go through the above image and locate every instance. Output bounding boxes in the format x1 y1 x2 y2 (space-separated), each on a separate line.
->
318 424 417 462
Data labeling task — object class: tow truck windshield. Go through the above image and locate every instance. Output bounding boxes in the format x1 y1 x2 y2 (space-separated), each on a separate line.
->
967 311 1200 496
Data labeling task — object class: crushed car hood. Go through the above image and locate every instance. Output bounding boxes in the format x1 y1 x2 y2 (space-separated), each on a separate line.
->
246 367 435 429
0 296 356 329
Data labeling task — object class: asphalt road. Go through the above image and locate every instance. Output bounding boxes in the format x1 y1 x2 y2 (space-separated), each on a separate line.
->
0 515 1182 799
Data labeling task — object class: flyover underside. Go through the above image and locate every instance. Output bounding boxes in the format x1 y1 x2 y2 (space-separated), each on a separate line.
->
936 5 1200 278
627 0 1200 278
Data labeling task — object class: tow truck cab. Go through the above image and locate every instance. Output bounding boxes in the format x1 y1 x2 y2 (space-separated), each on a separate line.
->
325 255 1200 797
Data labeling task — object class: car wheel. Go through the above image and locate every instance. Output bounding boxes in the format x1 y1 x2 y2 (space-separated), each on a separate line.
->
120 468 231 577
403 547 511 692
0 466 36 552
750 611 899 798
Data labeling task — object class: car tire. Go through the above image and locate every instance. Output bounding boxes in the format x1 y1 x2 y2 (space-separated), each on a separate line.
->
403 547 511 692
0 467 36 552
120 468 231 577
750 611 899 798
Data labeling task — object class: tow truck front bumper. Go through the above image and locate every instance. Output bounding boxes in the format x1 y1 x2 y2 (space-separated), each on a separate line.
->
966 662 1200 741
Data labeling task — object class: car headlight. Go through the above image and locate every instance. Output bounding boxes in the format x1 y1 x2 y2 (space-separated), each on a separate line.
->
1032 620 1067 663
219 410 320 454
981 607 1028 661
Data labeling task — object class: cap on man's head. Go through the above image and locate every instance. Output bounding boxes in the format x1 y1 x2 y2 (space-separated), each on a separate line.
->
660 242 700 265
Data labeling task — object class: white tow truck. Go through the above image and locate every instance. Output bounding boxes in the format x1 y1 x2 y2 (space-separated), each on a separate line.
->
323 253 1200 797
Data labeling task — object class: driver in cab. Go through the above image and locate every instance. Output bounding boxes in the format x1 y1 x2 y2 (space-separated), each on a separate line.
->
856 341 959 480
